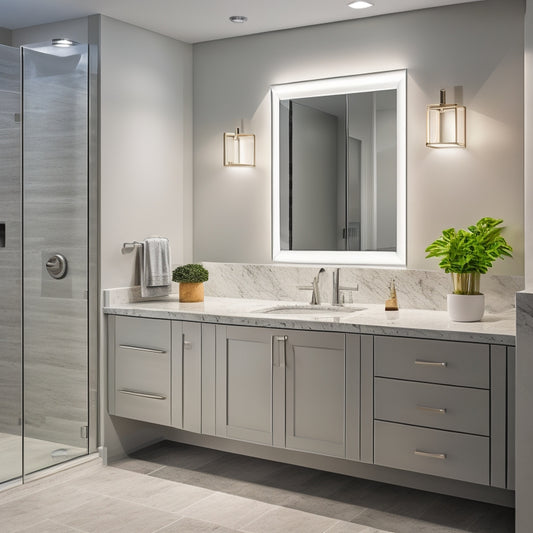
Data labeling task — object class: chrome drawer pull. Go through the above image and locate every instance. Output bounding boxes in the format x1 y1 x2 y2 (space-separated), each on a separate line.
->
119 344 167 354
414 450 447 460
416 405 447 414
119 389 166 400
183 340 192 349
415 359 447 367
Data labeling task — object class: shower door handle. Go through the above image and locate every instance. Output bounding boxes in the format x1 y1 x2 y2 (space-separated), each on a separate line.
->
46 253 68 279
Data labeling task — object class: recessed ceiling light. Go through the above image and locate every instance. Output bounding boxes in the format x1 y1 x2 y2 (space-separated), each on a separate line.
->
52 38 78 47
229 15 248 23
348 1 374 9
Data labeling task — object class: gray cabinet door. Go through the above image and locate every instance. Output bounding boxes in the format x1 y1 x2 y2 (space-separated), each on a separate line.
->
285 331 346 457
215 325 277 445
172 321 202 433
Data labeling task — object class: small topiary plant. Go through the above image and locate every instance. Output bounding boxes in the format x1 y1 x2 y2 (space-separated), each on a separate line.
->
172 263 209 284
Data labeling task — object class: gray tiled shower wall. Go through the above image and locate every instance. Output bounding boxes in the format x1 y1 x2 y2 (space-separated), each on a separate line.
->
0 44 21 437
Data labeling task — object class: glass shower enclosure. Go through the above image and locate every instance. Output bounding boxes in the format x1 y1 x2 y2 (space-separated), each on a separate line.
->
0 39 96 485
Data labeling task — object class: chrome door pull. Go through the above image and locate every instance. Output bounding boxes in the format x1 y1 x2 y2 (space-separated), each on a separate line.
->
183 340 192 349
415 359 447 367
416 405 447 414
119 344 167 354
273 335 288 367
119 389 166 400
414 450 447 460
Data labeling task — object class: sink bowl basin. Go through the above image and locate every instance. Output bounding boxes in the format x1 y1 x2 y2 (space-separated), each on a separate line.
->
255 304 365 315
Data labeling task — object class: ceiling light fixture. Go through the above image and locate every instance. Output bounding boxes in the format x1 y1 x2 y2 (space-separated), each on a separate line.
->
52 38 78 47
348 1 374 9
229 15 248 23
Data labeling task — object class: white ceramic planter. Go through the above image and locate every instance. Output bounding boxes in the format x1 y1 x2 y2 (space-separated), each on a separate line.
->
447 293 485 322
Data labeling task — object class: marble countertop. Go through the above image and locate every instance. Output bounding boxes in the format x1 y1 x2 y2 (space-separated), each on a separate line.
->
104 296 516 345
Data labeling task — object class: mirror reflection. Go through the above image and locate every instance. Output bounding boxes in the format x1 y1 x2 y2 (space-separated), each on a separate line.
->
280 90 397 252
272 70 406 266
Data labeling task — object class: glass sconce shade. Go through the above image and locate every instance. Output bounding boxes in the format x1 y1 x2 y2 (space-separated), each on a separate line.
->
426 90 466 148
224 129 255 166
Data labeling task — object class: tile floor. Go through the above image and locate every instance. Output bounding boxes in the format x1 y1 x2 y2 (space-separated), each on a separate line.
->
0 440 515 533
0 432 87 483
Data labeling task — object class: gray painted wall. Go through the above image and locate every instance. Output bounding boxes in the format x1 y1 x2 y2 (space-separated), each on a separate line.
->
99 15 193 290
192 0 525 275
98 15 193 459
0 44 21 452
0 27 11 45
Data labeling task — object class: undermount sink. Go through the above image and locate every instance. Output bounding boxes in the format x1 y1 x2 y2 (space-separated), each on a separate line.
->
255 304 365 315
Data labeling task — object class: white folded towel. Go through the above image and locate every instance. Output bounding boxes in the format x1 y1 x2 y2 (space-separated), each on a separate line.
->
139 237 171 298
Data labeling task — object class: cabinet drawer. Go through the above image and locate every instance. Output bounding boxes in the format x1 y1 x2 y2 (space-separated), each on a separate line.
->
114 316 171 425
374 336 489 388
374 378 489 435
374 421 489 485
115 315 171 353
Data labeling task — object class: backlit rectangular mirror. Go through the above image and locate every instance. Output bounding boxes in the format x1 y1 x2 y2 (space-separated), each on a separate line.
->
271 70 406 265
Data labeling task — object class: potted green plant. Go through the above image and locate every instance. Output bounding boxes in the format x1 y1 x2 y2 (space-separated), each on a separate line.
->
172 263 209 303
425 217 512 322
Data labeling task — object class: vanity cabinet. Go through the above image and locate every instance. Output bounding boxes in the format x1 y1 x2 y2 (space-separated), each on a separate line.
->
109 315 172 426
372 335 513 488
108 315 202 432
214 325 355 458
106 312 514 499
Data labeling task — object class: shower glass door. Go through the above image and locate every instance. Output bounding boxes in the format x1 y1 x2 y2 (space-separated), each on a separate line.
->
22 42 89 474
0 43 22 484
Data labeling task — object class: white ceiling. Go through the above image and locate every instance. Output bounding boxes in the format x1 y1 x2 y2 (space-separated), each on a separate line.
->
0 0 483 44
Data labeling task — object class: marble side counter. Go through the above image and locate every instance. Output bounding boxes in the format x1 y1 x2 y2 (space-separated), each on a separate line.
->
104 295 515 345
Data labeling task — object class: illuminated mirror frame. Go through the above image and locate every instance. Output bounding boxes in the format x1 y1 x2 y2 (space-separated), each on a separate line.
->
271 69 407 266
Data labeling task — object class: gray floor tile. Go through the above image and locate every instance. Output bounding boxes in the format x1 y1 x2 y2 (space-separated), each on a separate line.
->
17 519 80 532
241 506 338 533
51 493 178 533
179 492 276 529
156 516 241 532
151 464 253 493
111 455 166 475
0 484 101 532
4 442 513 533
352 508 475 533
73 464 214 513
324 522 393 533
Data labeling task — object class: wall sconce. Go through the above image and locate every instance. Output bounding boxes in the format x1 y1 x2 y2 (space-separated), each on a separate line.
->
426 89 466 148
224 128 255 166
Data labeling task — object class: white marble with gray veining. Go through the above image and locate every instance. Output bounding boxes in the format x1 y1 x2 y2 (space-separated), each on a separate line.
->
104 294 515 345
201 262 523 314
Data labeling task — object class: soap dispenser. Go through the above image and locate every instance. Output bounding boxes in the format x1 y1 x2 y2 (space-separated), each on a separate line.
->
385 279 399 311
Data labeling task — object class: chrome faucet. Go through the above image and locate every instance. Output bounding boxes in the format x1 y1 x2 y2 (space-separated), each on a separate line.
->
310 268 326 305
332 268 340 305
332 268 358 305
